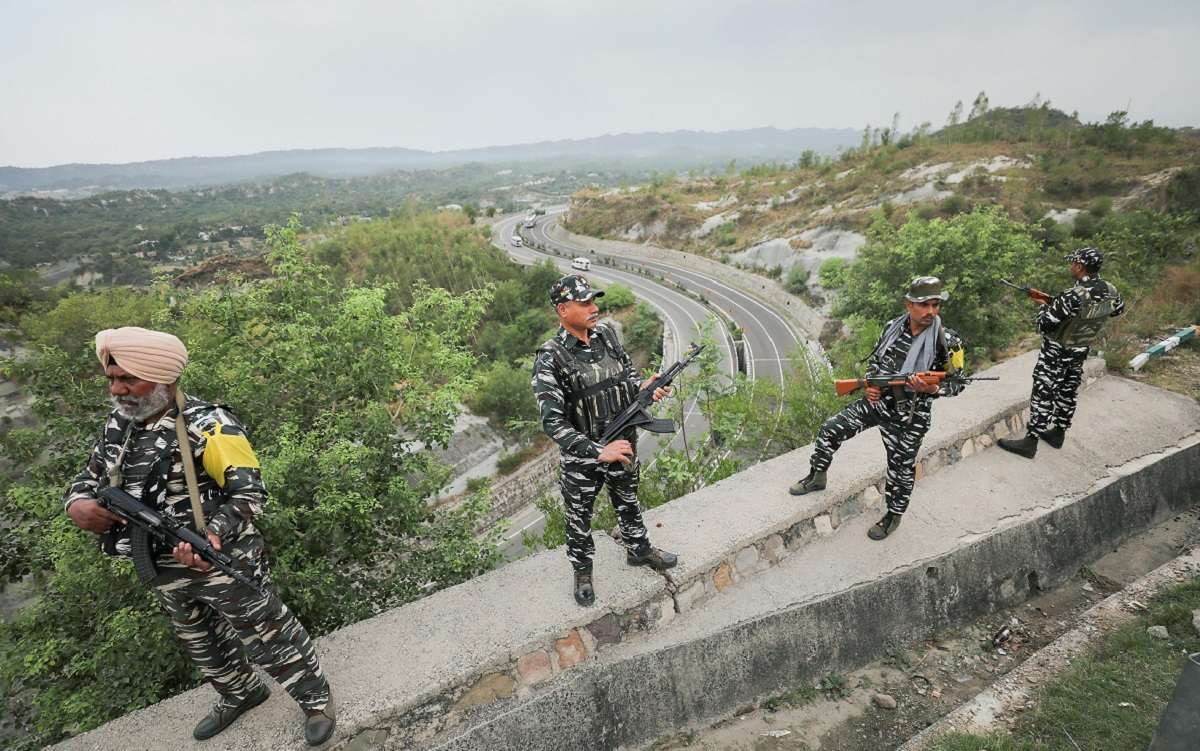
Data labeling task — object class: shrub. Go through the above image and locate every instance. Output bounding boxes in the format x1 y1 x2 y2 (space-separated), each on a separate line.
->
834 206 1050 356
596 283 635 311
818 258 849 290
784 264 810 295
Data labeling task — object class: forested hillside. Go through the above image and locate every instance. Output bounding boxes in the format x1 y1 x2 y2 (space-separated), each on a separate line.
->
565 101 1200 371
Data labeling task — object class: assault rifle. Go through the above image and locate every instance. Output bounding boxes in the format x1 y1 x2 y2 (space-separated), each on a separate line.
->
98 486 268 597
600 343 705 443
834 370 998 397
1000 279 1053 305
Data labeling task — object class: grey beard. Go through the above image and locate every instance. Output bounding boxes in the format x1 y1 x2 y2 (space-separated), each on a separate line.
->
112 383 173 422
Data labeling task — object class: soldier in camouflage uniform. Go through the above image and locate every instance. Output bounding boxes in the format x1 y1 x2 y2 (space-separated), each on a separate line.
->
789 277 968 540
64 327 335 746
531 275 679 606
999 247 1124 458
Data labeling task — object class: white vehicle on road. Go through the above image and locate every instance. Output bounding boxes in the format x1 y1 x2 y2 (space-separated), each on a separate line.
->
571 257 590 271
511 234 523 247
522 215 536 228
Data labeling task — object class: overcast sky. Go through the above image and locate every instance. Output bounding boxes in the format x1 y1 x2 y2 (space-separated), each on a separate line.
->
2 0 1197 168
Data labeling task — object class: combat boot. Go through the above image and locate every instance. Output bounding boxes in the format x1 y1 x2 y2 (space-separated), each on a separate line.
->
1040 426 1066 449
574 569 595 606
998 434 1038 459
193 683 270 740
867 511 902 540
303 695 336 746
788 470 827 496
627 546 679 571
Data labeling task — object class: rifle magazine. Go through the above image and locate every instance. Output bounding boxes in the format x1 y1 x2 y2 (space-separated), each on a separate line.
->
129 525 162 585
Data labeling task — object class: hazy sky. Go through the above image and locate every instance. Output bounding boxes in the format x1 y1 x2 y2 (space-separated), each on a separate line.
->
2 0 1197 167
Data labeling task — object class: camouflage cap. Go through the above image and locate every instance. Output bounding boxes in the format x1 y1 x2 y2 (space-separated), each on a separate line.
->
1064 246 1103 271
904 276 949 303
549 275 606 305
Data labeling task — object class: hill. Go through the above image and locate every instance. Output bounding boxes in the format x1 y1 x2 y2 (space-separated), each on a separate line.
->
0 126 860 196
563 106 1200 310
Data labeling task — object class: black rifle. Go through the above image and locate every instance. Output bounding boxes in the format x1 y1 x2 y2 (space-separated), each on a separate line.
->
600 343 706 444
98 486 268 597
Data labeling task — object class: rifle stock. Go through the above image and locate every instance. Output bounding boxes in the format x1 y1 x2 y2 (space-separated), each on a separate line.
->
1000 278 1052 305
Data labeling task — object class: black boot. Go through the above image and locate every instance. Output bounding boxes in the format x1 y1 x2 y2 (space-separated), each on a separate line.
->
998 434 1038 459
303 695 336 746
867 512 902 540
574 569 595 606
788 470 827 496
626 546 679 571
1040 426 1065 449
193 683 270 741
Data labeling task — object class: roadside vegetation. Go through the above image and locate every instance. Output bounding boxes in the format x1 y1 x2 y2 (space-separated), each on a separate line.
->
566 98 1200 379
932 578 1200 751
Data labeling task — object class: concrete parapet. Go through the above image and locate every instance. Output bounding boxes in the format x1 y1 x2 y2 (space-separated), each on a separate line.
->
55 353 1164 751
415 389 1200 750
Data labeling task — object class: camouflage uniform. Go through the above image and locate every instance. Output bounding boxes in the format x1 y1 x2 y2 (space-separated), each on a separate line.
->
64 396 331 714
808 316 966 515
1026 252 1124 438
532 312 653 572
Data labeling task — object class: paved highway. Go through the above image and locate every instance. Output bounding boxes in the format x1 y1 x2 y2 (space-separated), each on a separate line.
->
531 209 807 386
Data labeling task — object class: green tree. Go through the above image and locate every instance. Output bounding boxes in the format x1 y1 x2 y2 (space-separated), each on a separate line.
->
0 217 504 749
834 206 1048 356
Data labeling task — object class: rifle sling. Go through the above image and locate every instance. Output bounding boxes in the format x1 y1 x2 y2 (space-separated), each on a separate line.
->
173 389 207 532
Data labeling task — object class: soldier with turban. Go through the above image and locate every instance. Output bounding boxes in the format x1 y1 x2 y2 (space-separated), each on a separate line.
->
64 327 336 746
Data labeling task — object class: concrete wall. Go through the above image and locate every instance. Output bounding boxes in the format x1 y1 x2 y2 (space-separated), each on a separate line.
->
53 358 1198 751
424 435 1200 751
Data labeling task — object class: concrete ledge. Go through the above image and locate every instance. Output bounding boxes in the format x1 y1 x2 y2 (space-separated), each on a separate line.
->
417 431 1200 750
51 354 1117 751
643 349 1103 616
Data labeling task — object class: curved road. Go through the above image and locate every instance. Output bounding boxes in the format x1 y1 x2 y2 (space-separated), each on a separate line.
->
529 210 807 386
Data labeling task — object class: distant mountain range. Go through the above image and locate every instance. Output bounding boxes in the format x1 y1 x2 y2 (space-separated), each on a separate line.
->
1 127 859 195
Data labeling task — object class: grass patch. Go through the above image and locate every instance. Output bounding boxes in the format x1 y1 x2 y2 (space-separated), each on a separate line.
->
763 682 820 712
931 578 1200 751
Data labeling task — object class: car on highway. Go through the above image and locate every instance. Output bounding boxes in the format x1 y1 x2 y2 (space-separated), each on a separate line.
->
571 257 590 270
511 234 523 247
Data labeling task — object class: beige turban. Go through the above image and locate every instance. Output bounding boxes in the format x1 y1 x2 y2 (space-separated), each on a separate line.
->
95 327 189 384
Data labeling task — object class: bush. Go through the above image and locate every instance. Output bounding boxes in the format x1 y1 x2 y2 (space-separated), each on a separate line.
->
1072 211 1098 238
0 218 505 748
784 264 810 295
495 450 526 475
1165 167 1200 214
818 258 849 290
834 206 1050 356
596 282 635 311
625 302 663 357
466 359 538 437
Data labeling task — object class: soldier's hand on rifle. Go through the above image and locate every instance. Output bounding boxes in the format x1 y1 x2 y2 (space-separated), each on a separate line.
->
67 498 123 533
640 374 673 402
173 532 222 572
598 439 634 465
908 373 940 394
865 385 883 403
